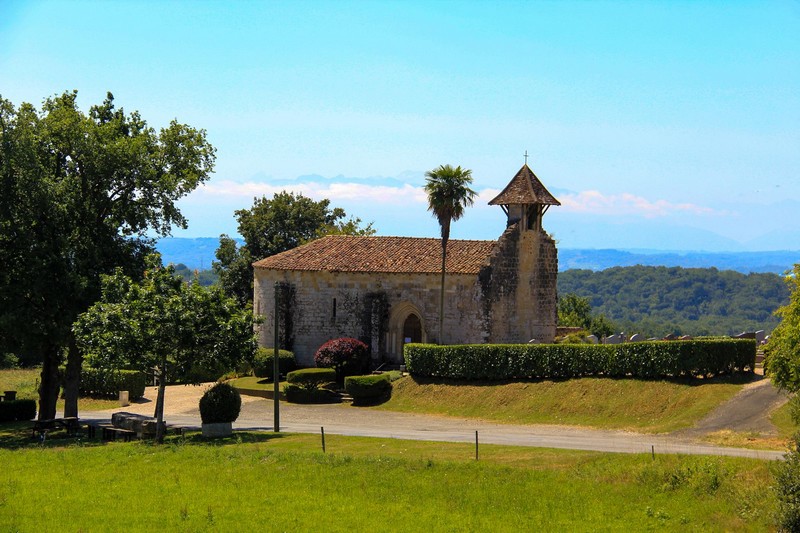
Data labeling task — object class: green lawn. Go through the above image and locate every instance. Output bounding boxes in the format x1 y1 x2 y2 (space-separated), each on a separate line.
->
227 375 285 391
0 428 778 531
379 375 751 433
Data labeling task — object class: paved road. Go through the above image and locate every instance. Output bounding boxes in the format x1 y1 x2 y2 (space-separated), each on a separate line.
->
77 382 787 461
679 375 789 438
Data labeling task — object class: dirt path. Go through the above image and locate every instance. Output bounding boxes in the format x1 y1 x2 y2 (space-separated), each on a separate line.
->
678 375 789 438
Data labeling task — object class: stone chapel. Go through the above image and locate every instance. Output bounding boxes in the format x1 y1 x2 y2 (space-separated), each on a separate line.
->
253 164 560 367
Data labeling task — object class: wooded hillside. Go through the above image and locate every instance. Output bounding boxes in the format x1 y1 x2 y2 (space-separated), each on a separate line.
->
557 266 790 337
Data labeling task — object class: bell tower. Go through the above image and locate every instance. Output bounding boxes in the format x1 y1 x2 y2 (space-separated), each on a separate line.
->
488 163 560 232
479 160 560 344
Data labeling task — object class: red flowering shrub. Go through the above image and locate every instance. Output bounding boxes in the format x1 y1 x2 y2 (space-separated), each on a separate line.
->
314 337 370 383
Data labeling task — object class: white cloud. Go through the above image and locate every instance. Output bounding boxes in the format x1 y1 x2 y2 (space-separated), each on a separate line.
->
195 180 428 205
192 179 716 221
558 190 716 218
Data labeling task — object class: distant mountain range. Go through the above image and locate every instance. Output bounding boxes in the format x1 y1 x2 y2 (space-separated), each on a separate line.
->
559 249 799 274
156 237 241 271
155 237 798 275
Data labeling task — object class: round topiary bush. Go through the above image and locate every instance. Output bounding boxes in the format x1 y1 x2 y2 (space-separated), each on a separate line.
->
345 374 392 405
199 382 242 424
314 337 369 383
252 347 296 379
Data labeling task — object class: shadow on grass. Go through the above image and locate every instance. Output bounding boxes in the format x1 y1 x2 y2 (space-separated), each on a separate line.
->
406 371 763 389
161 430 287 447
0 421 289 450
0 421 108 450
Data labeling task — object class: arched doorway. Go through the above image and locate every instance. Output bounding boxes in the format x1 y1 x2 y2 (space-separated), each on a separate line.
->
402 313 422 346
388 302 426 364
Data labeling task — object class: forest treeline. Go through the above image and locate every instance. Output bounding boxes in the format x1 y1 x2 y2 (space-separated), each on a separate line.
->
177 262 792 338
557 265 791 338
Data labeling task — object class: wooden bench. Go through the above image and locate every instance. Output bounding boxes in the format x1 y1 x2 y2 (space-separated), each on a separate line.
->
31 419 57 439
31 417 83 439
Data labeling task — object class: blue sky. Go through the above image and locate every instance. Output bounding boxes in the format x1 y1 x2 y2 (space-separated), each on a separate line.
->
2 1 798 251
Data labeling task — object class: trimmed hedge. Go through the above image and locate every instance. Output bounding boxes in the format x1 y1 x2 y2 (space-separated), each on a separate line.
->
345 374 392 404
404 339 756 380
0 399 37 422
286 368 336 391
252 348 296 379
79 368 147 399
199 382 242 424
284 385 339 404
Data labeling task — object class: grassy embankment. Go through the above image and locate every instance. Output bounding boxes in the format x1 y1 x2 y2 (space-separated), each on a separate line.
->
379 375 753 433
0 428 778 531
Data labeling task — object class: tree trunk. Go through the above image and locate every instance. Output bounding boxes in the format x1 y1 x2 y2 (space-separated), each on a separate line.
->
38 345 62 421
154 355 167 443
62 336 82 418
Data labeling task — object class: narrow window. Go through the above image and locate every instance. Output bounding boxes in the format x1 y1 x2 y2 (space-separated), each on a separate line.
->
332 298 337 318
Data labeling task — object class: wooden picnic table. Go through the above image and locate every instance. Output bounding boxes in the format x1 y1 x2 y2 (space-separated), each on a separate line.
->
31 417 82 438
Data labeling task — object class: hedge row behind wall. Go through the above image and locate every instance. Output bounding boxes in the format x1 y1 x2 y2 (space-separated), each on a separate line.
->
404 340 756 380
78 369 147 399
0 400 37 422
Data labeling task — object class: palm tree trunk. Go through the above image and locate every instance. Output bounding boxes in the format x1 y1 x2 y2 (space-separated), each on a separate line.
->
439 242 447 344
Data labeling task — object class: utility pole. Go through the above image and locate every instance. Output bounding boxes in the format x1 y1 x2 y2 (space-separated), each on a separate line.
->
273 282 280 433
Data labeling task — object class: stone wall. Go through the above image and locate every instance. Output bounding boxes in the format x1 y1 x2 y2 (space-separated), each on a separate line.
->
478 223 558 343
254 269 484 367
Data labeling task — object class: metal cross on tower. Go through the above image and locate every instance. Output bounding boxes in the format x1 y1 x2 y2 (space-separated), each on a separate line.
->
524 150 529 164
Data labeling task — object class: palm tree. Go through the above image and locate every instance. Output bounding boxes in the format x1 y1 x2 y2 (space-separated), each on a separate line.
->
424 164 477 344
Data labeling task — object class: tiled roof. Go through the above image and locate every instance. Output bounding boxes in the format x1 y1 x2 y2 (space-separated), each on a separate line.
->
253 235 496 275
488 164 561 206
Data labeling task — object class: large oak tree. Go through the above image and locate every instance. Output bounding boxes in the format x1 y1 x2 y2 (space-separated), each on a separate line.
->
0 91 215 420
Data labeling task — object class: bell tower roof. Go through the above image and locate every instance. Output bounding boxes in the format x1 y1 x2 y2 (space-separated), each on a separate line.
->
488 164 560 207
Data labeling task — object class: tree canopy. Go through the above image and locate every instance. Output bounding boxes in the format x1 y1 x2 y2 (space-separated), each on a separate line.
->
214 191 374 305
558 265 788 337
765 265 800 392
75 255 256 441
557 293 616 339
424 164 476 343
0 91 215 419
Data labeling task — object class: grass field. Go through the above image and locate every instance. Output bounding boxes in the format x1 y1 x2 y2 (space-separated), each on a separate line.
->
379 375 751 433
0 428 779 531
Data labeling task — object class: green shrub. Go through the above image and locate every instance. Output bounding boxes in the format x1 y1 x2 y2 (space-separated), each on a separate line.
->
177 361 230 384
345 374 392 404
0 399 37 422
286 368 336 391
75 368 147 399
775 434 800 531
404 339 755 380
284 384 339 404
252 348 296 379
384 370 404 382
199 382 242 424
0 353 19 369
554 330 592 344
